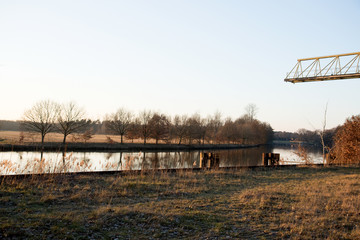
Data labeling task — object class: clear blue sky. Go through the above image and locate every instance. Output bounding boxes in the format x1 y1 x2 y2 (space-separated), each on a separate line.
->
1 0 359 132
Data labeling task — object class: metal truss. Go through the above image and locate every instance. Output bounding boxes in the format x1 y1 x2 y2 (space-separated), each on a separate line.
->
284 52 360 83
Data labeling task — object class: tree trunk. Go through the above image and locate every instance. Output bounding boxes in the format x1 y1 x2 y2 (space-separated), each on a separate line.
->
121 135 123 144
62 134 67 146
41 134 45 161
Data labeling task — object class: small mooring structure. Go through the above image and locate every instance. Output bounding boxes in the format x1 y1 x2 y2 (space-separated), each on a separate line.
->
262 153 280 166
200 152 220 169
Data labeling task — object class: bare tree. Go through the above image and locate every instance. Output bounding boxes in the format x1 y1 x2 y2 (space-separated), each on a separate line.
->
57 102 90 146
206 111 223 144
22 100 60 160
219 118 237 144
244 103 258 122
172 114 189 145
105 108 133 144
138 110 153 144
22 100 60 145
199 118 207 145
81 129 93 143
318 103 328 164
126 120 140 143
187 113 206 144
149 113 170 144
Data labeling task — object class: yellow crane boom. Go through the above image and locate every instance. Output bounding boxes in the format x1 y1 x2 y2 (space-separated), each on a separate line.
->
284 52 360 83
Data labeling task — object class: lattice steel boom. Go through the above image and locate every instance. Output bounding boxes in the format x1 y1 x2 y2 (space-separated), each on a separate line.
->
284 52 360 83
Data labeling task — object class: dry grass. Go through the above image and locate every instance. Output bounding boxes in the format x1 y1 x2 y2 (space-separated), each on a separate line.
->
1 167 360 239
0 130 156 144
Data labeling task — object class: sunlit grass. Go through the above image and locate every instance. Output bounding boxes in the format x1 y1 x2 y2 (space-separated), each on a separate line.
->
0 130 162 144
1 166 360 239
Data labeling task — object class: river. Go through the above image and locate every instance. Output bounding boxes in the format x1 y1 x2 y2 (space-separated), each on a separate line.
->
0 145 323 175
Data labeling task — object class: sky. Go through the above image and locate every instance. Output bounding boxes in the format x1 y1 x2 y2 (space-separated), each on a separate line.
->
0 0 359 132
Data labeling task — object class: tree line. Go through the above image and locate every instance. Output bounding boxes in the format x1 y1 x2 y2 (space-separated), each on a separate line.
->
274 115 360 164
274 128 338 148
15 100 273 146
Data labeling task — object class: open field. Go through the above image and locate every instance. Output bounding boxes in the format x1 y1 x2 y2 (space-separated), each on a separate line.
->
0 131 258 152
0 131 138 144
1 166 360 239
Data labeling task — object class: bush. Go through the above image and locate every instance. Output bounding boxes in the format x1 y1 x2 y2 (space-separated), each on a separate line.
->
332 115 360 164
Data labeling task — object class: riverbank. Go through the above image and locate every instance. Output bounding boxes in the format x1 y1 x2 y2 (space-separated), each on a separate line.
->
0 142 260 152
1 166 359 239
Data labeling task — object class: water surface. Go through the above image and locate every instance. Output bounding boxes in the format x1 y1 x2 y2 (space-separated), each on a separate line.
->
0 145 323 175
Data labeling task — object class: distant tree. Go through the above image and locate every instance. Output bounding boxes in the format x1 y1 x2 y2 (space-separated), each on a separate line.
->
126 120 140 143
206 111 223 144
251 120 273 144
81 130 93 143
297 128 319 146
105 108 133 144
187 113 205 144
219 118 237 144
171 114 189 144
198 118 207 145
149 113 170 144
57 102 90 145
87 119 103 134
217 115 273 145
244 103 258 122
19 131 25 143
273 131 299 141
22 100 60 145
234 117 252 144
0 120 21 131
138 110 153 144
22 100 60 160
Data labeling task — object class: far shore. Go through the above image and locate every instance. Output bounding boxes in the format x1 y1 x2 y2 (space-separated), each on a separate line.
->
0 130 264 152
0 142 261 152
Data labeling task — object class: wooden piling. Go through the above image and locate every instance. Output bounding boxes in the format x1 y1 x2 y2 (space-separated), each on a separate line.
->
262 153 280 166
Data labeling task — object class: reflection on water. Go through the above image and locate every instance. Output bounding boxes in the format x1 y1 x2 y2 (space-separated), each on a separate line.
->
275 146 323 165
0 145 323 175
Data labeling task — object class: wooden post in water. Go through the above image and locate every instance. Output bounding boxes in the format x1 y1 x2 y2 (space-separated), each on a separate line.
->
262 153 268 166
200 152 220 169
262 153 280 166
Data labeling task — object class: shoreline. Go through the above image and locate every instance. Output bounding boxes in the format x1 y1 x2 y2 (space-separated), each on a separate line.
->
1 164 330 178
0 142 262 152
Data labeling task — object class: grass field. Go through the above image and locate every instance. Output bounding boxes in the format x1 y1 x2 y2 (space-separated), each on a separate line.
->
0 130 148 144
1 166 360 239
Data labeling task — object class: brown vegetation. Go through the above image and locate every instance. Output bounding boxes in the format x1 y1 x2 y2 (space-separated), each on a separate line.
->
1 167 360 239
57 102 90 145
104 108 133 144
332 115 360 164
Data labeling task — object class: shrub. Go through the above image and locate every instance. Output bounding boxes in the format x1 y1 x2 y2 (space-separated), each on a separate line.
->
332 115 360 164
